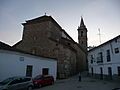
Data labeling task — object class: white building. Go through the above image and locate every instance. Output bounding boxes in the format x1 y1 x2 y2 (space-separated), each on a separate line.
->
88 35 120 80
0 42 57 81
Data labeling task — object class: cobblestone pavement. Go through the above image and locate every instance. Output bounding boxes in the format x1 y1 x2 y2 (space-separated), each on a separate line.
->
34 75 120 90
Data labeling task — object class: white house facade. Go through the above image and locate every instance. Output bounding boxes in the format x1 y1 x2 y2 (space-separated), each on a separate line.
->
88 35 120 80
0 42 57 81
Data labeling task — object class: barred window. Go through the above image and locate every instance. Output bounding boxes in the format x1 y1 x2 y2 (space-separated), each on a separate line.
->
90 55 94 64
97 52 103 63
115 48 119 54
106 50 111 62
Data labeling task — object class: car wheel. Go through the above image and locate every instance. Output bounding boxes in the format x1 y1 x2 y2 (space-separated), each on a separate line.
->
38 84 42 88
51 81 54 85
28 86 32 90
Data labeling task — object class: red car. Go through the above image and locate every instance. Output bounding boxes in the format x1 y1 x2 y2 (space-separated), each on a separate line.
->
33 75 54 88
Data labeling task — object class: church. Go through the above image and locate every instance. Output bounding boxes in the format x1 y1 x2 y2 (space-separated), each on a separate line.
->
13 15 88 79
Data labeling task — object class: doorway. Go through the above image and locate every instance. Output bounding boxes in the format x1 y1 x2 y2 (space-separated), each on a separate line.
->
108 67 112 80
26 65 33 77
91 67 93 76
100 67 103 79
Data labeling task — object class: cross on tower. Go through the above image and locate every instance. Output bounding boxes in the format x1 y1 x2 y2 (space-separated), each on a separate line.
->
45 12 46 16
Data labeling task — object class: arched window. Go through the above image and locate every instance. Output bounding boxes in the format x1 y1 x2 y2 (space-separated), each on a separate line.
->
81 31 83 37
81 41 84 44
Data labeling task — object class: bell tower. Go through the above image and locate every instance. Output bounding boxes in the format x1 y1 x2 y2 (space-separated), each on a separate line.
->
77 17 88 52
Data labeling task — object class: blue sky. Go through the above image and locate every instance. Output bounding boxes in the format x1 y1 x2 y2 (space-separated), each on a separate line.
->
0 0 120 46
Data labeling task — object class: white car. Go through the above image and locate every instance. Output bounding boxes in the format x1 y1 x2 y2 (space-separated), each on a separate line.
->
0 76 33 90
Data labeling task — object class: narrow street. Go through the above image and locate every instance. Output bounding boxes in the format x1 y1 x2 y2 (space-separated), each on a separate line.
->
34 75 120 90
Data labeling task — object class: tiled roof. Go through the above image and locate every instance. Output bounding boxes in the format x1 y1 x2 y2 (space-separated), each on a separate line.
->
0 41 57 60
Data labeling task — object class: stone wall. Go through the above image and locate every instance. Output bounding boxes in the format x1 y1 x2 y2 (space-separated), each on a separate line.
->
14 16 87 79
74 44 87 72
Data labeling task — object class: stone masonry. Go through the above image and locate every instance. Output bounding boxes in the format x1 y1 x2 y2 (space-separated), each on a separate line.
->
13 15 87 79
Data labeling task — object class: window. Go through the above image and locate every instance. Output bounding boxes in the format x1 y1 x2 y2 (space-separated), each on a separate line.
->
118 67 120 76
97 52 103 63
42 68 49 75
115 48 119 53
106 50 111 62
68 43 70 45
56 44 58 46
22 78 31 82
81 31 83 37
81 41 83 44
115 38 118 43
9 79 21 85
19 57 24 61
26 65 33 77
90 55 94 64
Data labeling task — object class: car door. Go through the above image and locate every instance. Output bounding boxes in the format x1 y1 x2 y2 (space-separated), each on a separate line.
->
18 78 27 90
41 76 46 86
20 77 31 89
44 76 50 85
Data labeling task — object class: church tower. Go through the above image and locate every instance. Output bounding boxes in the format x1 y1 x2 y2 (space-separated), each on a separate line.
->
77 17 88 52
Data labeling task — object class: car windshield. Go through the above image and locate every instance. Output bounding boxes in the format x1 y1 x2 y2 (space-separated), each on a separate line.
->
0 77 15 85
34 75 42 80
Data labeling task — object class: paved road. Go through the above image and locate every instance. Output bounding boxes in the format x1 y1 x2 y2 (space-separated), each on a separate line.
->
34 75 120 90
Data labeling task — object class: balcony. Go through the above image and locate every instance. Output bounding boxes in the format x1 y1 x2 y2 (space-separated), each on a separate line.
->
97 57 103 64
97 60 103 63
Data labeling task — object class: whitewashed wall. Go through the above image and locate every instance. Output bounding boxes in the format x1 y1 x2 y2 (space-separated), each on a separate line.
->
0 50 57 81
88 36 120 75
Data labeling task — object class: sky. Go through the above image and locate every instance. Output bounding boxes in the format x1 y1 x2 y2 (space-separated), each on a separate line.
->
0 0 120 46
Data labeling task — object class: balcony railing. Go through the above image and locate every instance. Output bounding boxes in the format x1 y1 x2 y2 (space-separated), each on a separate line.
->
97 60 103 63
97 57 103 63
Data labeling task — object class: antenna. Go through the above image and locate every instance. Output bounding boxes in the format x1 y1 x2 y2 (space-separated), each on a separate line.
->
98 28 101 44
